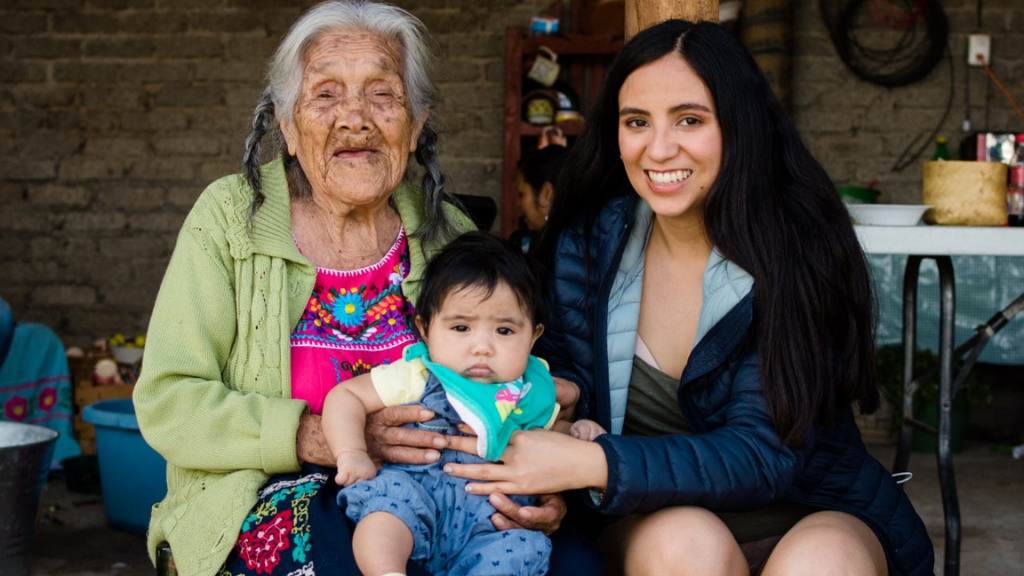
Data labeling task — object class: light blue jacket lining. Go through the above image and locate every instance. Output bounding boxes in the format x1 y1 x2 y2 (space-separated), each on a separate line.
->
604 200 753 434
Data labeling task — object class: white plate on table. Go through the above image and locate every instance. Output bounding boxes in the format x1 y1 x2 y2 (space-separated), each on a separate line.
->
847 204 930 226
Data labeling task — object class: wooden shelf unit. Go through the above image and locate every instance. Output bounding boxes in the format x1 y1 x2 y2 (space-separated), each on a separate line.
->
501 26 622 236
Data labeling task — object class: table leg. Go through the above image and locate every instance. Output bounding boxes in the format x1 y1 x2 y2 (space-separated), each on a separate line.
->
892 255 960 576
935 256 961 576
893 256 922 475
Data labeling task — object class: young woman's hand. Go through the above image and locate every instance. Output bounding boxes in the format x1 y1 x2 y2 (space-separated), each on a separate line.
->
364 405 448 465
444 428 607 496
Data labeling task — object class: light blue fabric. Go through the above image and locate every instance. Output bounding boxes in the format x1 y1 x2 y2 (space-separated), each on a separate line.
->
0 322 82 467
0 297 14 367
604 200 649 434
403 342 556 460
604 199 753 433
870 254 1024 365
338 372 551 575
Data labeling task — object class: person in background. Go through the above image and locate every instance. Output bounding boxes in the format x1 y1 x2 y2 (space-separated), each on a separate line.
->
0 295 81 467
132 3 578 575
509 144 569 254
323 231 557 576
444 19 934 576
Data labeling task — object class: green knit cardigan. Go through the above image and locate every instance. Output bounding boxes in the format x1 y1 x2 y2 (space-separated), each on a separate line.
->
133 157 475 576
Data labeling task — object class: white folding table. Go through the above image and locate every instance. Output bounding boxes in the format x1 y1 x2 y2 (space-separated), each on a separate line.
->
855 225 1024 576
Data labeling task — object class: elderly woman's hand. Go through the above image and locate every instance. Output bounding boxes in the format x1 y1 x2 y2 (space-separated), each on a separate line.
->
296 414 334 466
365 404 448 465
487 492 567 536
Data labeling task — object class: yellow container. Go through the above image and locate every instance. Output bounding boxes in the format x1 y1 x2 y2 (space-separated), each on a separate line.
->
922 161 1007 226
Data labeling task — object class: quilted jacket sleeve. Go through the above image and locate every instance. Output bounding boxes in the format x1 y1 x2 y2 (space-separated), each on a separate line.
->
591 351 808 516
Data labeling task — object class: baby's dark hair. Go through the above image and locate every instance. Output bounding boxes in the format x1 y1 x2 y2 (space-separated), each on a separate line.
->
416 231 544 330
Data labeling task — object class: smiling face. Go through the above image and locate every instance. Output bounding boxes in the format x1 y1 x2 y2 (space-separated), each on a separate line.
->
416 282 543 385
280 29 424 208
617 53 722 223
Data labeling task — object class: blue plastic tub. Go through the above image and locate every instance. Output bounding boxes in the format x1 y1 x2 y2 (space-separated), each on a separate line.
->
82 399 166 535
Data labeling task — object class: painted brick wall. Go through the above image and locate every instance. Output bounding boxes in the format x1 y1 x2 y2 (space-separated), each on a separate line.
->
1 0 1022 347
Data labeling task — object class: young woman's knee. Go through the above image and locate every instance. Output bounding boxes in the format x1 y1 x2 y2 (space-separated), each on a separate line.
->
617 507 747 576
762 511 888 576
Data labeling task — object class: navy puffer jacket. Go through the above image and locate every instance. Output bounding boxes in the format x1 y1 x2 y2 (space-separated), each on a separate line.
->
536 196 934 576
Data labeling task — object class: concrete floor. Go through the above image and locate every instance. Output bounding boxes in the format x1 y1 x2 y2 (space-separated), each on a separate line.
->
24 439 1024 576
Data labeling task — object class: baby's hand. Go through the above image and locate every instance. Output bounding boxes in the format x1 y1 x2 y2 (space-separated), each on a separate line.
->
570 419 607 442
334 450 377 486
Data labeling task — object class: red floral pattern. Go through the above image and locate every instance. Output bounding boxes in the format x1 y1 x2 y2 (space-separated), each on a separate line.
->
236 510 294 574
37 387 57 411
4 396 28 421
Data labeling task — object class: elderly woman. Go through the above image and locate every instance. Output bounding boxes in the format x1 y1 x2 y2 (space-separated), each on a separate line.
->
133 2 583 575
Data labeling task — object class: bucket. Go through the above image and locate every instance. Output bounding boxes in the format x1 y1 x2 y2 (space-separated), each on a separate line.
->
82 399 166 535
0 421 58 576
837 186 880 204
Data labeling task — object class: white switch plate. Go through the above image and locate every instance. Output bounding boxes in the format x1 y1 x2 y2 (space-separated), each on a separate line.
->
968 34 990 67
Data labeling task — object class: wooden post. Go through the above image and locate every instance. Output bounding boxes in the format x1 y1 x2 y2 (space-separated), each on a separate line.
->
625 0 719 40
739 0 793 107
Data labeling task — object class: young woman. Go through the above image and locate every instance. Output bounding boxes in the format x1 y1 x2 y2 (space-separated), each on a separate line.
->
445 20 933 576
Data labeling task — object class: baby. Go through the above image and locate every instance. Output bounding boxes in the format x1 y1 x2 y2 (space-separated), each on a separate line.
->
322 231 559 576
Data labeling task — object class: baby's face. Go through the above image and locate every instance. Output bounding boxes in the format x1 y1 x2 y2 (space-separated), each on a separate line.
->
418 282 542 384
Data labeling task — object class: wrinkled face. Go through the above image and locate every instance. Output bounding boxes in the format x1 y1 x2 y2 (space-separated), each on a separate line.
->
617 53 722 222
417 282 543 385
280 30 424 207
516 172 547 231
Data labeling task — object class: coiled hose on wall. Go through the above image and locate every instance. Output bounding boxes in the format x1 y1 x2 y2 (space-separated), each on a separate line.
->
820 0 948 87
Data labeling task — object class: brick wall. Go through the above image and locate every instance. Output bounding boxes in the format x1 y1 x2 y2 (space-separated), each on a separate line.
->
0 0 551 346
1 0 1022 347
793 0 1024 198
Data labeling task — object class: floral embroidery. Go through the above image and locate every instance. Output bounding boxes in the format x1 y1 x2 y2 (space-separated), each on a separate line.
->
290 227 417 415
226 473 324 575
291 532 311 563
37 387 57 412
4 396 28 421
236 510 293 574
332 287 366 329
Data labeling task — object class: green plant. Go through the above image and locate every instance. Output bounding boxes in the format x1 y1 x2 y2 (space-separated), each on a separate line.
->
874 344 992 435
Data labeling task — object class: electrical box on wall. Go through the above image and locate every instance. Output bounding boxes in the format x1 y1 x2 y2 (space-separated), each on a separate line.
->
968 34 990 67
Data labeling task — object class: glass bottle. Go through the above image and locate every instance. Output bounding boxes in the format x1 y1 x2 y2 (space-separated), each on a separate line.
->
932 136 950 161
1008 134 1024 227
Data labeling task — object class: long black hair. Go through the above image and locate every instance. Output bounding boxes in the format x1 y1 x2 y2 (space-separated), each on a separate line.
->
537 20 878 446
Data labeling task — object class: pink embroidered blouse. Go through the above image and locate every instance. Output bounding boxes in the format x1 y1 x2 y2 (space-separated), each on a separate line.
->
290 227 418 414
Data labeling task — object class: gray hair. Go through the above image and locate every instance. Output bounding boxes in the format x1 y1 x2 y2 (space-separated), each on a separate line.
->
269 0 435 127
243 0 458 245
